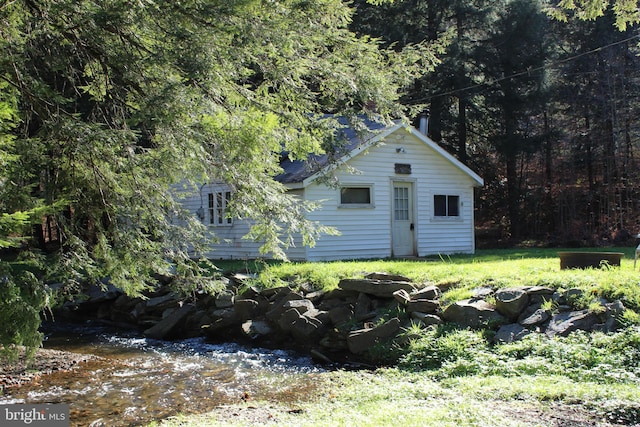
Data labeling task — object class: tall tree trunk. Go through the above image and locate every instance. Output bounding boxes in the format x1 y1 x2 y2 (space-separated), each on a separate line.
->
585 114 595 191
457 97 468 162
429 97 444 142
455 6 468 163
505 152 521 238
544 110 552 184
504 112 521 238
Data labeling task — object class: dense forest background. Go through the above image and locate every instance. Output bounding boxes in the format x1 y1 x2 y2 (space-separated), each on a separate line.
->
351 0 640 248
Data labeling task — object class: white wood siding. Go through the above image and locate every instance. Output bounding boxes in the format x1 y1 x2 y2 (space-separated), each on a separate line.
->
175 126 481 261
304 179 392 260
175 183 265 260
305 131 478 260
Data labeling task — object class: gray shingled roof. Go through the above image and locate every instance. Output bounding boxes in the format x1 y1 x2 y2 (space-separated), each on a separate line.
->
275 117 392 184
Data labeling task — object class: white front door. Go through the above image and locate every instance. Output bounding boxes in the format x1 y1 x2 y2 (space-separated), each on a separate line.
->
392 182 415 257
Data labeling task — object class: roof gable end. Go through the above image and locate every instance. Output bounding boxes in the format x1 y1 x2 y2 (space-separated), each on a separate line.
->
276 120 484 188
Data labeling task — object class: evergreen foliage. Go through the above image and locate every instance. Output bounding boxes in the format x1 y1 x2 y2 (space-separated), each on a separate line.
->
0 261 47 361
546 0 640 31
0 0 426 354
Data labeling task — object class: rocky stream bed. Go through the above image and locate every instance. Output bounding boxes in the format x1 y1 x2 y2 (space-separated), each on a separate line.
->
0 348 97 390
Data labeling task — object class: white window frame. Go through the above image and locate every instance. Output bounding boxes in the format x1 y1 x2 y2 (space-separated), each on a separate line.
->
208 190 233 226
433 194 461 218
338 185 375 208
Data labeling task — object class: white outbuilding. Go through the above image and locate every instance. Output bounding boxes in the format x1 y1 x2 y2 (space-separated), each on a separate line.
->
185 118 484 261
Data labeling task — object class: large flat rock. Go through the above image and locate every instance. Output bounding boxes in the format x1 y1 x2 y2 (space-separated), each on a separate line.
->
338 278 416 298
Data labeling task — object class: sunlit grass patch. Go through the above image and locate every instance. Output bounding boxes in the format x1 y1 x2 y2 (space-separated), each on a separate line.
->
232 248 640 311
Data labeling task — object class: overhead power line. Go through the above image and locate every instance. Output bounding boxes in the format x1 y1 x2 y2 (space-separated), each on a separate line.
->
423 33 640 101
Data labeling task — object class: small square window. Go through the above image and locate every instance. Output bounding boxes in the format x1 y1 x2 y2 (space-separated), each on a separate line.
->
340 187 371 205
434 195 459 217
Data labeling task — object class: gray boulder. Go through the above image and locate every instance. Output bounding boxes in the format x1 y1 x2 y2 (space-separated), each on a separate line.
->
495 288 529 321
442 299 507 329
84 283 122 303
523 286 555 295
239 285 262 299
278 308 304 332
410 312 442 327
320 329 348 350
211 307 235 320
260 286 294 300
525 287 556 306
230 273 256 287
406 299 439 314
494 323 531 343
354 292 376 321
289 309 330 342
545 310 599 337
338 278 416 298
328 305 354 326
145 293 179 313
203 316 238 336
113 294 141 312
412 285 441 300
214 290 235 308
241 320 273 338
393 289 411 306
282 299 315 314
184 310 213 333
365 272 412 282
233 298 259 321
473 287 494 298
265 290 305 321
347 317 401 353
518 308 551 328
600 300 626 332
564 288 585 300
304 290 326 303
144 304 195 340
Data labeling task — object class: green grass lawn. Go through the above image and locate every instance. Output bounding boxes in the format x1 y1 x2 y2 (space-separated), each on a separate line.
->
219 247 640 312
153 248 640 427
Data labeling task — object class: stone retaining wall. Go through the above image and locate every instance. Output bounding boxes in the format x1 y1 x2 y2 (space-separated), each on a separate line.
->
57 272 628 362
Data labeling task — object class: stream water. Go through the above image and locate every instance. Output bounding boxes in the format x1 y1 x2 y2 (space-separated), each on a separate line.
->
0 322 325 426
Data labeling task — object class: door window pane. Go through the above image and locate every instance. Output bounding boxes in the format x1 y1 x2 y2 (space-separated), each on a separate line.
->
394 187 409 220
